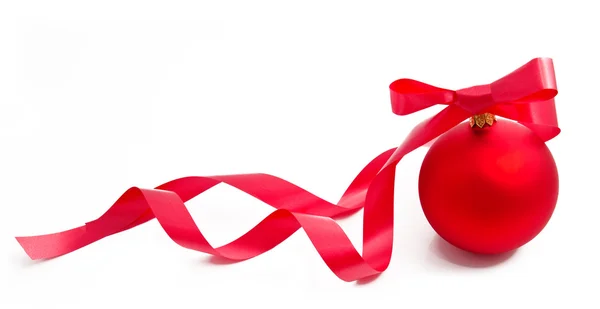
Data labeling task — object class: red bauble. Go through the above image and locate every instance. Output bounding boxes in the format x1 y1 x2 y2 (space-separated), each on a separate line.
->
418 118 559 254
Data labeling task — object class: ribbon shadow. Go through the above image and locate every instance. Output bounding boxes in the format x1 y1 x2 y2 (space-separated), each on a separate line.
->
201 255 243 265
355 273 381 285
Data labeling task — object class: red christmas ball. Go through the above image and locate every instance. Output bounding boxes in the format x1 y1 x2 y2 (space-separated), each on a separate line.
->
418 117 559 254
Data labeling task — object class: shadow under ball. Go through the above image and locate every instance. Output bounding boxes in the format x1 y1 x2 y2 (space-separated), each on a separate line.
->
418 118 559 254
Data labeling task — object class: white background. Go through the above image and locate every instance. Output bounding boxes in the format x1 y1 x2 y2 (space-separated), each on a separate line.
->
1 0 599 308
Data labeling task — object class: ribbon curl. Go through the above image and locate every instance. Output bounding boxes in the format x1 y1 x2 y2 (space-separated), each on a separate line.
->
16 57 560 282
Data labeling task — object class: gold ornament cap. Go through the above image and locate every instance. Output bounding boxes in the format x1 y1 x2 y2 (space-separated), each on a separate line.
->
469 113 496 128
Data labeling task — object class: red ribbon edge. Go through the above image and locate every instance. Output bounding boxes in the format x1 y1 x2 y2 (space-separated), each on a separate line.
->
15 57 560 282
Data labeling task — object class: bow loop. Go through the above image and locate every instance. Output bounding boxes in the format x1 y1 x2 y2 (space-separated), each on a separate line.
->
490 57 557 104
389 79 454 115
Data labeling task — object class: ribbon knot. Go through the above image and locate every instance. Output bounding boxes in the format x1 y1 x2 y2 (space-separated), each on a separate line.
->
454 84 494 114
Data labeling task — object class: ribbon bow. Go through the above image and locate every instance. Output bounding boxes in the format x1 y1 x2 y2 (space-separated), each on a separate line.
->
16 57 559 282
390 57 559 144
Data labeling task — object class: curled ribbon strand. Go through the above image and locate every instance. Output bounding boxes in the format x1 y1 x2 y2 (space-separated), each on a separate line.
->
16 57 560 282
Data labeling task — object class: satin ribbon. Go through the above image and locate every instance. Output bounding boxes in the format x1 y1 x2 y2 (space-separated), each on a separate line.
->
16 57 560 282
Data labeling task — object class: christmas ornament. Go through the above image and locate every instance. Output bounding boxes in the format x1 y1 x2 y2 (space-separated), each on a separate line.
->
15 58 560 282
419 117 558 254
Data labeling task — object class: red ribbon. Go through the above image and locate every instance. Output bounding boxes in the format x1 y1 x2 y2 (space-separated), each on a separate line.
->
16 57 560 282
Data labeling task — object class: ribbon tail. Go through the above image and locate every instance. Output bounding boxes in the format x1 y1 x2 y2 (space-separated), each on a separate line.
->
15 105 471 281
15 153 395 281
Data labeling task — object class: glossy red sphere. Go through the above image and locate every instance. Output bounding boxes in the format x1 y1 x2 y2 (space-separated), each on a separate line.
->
418 119 559 254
